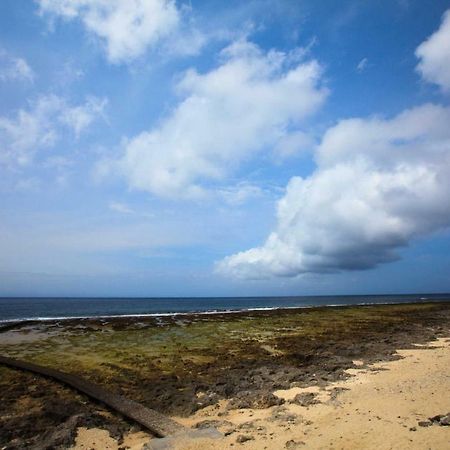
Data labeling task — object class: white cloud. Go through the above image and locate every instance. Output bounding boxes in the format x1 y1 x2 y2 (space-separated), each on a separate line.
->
218 103 450 279
416 9 450 92
55 60 85 87
218 182 264 206
109 201 134 214
0 94 106 168
37 0 181 64
61 96 107 137
109 39 327 198
0 51 34 82
356 57 368 73
162 25 207 58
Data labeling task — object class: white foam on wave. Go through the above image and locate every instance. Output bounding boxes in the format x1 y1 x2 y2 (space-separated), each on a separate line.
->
0 297 444 325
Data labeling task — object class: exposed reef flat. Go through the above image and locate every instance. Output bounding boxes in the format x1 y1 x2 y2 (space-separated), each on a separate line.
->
1 301 449 449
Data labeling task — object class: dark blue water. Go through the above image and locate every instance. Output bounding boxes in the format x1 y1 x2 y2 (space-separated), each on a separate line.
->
0 294 449 322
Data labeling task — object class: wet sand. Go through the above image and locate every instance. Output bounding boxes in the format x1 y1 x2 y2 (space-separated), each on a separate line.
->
0 302 449 449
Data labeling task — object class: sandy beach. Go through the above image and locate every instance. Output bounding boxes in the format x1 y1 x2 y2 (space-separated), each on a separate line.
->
65 336 450 449
1 302 449 449
165 337 450 450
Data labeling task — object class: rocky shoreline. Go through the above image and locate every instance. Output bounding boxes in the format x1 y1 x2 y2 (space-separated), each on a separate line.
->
1 301 450 449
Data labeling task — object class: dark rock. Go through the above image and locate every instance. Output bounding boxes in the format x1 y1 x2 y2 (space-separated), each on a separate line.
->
236 434 254 443
418 420 432 427
195 392 220 409
329 387 350 401
429 413 450 426
429 414 442 423
31 414 85 450
439 414 450 426
224 428 237 436
227 391 284 410
285 440 306 449
290 392 319 407
237 421 256 431
194 419 232 430
269 406 299 424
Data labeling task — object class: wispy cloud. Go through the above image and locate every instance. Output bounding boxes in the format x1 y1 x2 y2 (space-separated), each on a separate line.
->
109 201 134 214
356 57 368 73
218 182 264 206
0 94 107 169
60 96 107 138
0 50 34 83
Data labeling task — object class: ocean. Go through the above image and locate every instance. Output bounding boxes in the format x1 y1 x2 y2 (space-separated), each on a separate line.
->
1 293 449 322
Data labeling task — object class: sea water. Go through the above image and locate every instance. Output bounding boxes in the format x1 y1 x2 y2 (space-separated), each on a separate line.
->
1 293 449 322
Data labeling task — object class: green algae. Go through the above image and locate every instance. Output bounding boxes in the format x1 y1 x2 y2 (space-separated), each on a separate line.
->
0 303 442 370
0 302 449 415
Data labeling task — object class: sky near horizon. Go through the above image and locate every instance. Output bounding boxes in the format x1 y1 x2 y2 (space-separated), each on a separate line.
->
1 0 450 297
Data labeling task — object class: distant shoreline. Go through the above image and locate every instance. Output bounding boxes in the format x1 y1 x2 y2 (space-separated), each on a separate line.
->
1 297 450 325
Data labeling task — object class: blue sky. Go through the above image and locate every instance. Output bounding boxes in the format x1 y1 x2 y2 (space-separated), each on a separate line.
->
1 0 450 297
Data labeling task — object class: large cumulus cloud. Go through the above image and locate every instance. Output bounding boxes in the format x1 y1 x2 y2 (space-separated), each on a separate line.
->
218 11 450 280
111 40 327 198
218 103 450 279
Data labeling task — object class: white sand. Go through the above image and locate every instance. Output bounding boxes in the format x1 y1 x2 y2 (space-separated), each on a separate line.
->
72 428 151 450
167 337 450 450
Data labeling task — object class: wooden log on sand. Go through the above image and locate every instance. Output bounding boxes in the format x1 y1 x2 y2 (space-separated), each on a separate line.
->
0 355 187 438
